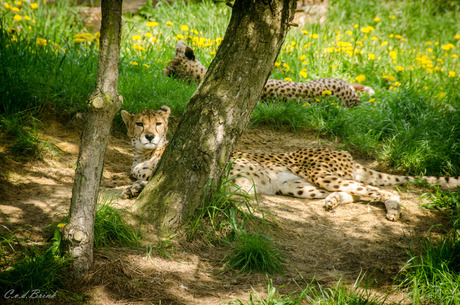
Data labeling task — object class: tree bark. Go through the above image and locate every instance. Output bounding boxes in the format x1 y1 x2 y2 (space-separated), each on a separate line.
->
62 0 123 276
133 0 296 229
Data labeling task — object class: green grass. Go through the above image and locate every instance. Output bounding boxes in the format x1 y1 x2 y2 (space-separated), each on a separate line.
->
399 222 460 304
93 195 141 248
231 275 387 305
0 246 70 297
223 232 286 275
187 161 267 242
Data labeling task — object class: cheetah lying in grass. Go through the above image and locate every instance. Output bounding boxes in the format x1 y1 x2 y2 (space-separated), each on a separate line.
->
120 106 460 221
163 41 375 107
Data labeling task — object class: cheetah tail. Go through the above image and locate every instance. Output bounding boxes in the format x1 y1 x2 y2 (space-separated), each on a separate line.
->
350 84 375 96
355 165 460 189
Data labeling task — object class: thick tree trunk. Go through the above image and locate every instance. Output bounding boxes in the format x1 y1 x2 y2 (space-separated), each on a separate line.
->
134 0 296 229
62 0 123 276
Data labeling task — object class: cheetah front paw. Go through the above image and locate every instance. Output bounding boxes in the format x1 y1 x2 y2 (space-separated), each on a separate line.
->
324 192 354 211
119 182 144 199
384 195 401 221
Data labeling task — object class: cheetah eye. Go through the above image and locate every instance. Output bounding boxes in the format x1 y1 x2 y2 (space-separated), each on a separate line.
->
156 122 163 126
135 122 143 127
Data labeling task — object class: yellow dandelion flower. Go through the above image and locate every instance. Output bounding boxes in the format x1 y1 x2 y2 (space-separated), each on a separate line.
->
145 32 153 38
368 53 376 60
437 92 446 99
299 70 308 79
11 6 20 12
284 77 293 82
389 50 397 59
180 24 189 31
36 38 47 46
146 21 159 27
13 14 22 21
299 54 306 61
176 34 184 40
210 51 216 55
143 64 149 68
57 223 66 228
394 81 401 86
133 43 145 51
449 71 456 77
346 30 353 36
395 66 404 72
390 15 395 20
374 16 381 22
455 34 460 39
302 61 308 65
166 21 173 26
427 48 433 53
311 33 319 39
322 90 332 95
441 43 455 51
132 35 141 41
24 15 31 21
371 36 378 41
361 26 374 33
130 61 138 66
274 62 281 68
354 24 359 28
355 74 366 83
452 54 458 58
395 34 403 39
369 98 376 102
383 75 396 82
381 41 388 46
302 30 309 35
423 86 428 90
30 2 38 9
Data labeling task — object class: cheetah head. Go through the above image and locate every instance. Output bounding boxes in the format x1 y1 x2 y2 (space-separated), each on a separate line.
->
121 106 171 151
163 41 207 84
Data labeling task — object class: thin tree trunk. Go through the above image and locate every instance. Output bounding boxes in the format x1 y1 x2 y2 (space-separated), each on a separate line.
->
62 0 123 276
134 0 296 229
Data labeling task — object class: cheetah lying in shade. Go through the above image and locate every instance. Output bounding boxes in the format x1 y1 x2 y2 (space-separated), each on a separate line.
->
120 106 460 221
163 41 375 107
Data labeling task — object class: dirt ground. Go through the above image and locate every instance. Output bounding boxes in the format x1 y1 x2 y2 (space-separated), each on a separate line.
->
0 118 449 304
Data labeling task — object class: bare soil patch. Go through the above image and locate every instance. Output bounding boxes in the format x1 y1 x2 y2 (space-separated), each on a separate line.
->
0 119 448 304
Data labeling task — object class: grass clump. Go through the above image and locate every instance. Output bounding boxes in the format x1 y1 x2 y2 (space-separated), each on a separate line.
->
232 275 386 304
187 162 266 242
223 232 286 275
399 222 460 304
94 196 141 248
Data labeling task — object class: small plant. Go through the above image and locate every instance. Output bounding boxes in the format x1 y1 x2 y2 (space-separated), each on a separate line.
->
420 188 460 214
94 195 141 248
398 223 460 304
223 232 286 275
0 246 70 297
146 225 176 260
187 161 267 242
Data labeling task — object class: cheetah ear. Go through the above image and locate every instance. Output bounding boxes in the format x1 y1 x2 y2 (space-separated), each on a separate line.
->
121 110 133 126
184 46 196 61
175 40 186 55
157 106 171 119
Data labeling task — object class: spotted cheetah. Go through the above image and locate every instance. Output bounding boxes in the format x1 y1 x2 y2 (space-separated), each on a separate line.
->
120 107 460 221
163 41 375 107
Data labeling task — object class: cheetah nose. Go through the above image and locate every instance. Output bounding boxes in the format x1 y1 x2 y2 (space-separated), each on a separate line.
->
145 133 155 142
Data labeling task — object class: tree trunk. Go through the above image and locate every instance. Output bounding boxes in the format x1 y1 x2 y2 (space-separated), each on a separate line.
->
134 0 296 229
62 0 123 276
